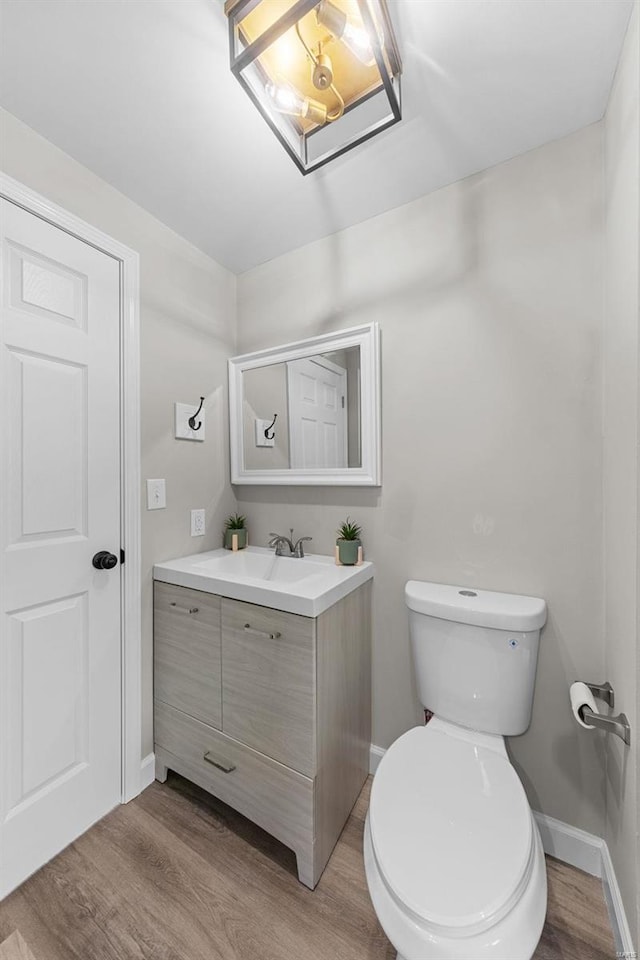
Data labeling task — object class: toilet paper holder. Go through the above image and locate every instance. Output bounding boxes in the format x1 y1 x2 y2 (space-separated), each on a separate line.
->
577 680 631 746
584 681 614 708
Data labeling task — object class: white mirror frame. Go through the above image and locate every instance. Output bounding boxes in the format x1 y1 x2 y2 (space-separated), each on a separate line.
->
229 322 381 486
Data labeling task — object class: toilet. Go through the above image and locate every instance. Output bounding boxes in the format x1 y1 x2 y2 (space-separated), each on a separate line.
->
364 580 548 960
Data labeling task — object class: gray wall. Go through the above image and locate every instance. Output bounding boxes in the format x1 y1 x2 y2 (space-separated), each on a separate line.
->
0 108 238 759
603 1 639 946
236 124 607 836
243 364 290 470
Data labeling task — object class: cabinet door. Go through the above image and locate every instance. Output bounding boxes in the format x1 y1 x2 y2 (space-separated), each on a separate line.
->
221 599 315 776
154 582 221 729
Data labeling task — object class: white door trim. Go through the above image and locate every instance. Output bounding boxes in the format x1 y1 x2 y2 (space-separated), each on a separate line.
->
0 172 142 803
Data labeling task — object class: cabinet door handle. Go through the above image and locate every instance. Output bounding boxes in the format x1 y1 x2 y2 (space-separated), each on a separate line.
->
203 751 236 773
244 623 281 640
170 602 199 614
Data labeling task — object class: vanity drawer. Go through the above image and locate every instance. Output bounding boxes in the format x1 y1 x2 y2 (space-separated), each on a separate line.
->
155 700 313 852
154 582 221 729
221 598 316 777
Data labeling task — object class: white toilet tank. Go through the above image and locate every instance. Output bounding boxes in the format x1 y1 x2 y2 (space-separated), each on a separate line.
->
406 581 547 736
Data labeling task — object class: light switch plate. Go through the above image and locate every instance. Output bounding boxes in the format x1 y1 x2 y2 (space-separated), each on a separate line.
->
191 508 205 537
175 402 205 441
147 478 166 510
255 418 275 448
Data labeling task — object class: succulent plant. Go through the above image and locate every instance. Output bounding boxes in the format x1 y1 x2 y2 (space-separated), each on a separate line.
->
224 513 246 530
336 517 362 541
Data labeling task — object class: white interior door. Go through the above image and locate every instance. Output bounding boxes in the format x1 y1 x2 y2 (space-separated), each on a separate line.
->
0 199 122 897
287 357 348 469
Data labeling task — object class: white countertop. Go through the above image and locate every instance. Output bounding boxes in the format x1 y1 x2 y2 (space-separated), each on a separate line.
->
153 545 373 617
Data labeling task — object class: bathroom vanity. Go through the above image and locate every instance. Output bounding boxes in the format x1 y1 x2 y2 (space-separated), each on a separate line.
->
153 547 373 888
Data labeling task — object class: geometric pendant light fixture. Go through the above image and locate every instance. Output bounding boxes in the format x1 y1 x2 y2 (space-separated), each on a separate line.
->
225 0 402 174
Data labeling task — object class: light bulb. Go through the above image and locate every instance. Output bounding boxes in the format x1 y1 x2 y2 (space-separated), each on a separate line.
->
265 81 328 125
341 19 377 66
316 0 382 68
266 82 305 115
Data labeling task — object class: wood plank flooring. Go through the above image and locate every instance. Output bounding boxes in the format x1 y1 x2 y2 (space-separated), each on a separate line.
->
0 774 616 960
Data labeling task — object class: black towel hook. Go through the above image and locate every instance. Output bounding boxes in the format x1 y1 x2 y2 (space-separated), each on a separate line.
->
264 413 277 440
188 397 205 431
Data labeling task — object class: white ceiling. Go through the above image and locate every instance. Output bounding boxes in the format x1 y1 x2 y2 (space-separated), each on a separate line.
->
0 0 633 274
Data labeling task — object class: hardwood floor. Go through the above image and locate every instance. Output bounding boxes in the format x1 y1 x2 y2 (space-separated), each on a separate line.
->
0 774 616 960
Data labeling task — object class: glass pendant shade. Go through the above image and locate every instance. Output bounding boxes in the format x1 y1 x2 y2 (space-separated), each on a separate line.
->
225 0 402 174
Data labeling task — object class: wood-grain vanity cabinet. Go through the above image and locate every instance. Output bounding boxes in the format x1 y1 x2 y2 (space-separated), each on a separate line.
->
153 579 371 888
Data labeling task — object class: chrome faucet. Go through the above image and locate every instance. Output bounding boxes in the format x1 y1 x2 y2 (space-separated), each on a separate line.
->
268 529 313 558
268 531 294 556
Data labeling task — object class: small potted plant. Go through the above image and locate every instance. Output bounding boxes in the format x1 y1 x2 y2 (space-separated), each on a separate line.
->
224 513 248 551
336 517 362 566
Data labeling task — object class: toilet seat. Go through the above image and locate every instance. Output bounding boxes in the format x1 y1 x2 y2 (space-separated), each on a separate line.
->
369 719 534 937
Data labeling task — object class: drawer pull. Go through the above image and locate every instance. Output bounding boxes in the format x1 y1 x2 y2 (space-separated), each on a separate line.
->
170 602 199 615
244 623 281 641
203 751 236 773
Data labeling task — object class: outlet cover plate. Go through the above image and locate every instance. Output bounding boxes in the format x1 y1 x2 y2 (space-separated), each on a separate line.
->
175 402 205 441
191 508 205 537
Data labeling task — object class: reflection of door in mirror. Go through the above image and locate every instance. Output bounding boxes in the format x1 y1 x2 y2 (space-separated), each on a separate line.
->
287 356 348 469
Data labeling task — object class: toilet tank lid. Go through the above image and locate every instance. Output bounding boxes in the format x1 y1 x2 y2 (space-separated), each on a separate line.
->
405 581 547 631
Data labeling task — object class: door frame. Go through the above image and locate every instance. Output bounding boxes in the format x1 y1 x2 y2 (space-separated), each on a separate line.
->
0 172 143 803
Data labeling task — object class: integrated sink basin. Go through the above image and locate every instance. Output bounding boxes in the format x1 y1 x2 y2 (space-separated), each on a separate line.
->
193 551 324 585
154 545 373 616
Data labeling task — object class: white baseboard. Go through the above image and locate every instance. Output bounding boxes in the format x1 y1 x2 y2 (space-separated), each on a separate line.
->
369 744 386 775
532 810 603 877
528 807 635 956
368 743 634 953
601 838 636 956
140 752 156 791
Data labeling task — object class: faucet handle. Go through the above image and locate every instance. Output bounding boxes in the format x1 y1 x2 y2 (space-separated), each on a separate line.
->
293 536 313 558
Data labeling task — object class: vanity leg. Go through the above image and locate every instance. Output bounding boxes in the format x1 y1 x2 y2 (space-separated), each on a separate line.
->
295 849 318 890
155 758 168 783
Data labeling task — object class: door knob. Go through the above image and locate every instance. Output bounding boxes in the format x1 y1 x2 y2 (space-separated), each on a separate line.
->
92 550 118 570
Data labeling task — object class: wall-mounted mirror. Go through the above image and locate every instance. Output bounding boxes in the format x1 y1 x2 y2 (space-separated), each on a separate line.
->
229 322 380 485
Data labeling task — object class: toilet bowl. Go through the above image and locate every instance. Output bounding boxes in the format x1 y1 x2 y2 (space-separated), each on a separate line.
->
364 581 548 960
364 719 547 960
